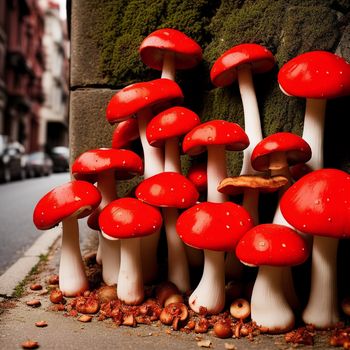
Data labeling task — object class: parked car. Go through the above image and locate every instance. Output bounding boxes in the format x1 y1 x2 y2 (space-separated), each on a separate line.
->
0 136 26 183
50 146 69 172
26 151 53 178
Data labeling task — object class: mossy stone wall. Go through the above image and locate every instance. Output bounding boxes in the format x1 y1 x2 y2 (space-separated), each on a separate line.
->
70 0 350 175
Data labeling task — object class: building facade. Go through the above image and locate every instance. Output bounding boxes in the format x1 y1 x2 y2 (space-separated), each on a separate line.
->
0 0 68 153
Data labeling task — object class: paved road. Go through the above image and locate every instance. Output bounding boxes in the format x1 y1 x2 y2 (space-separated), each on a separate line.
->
0 173 71 274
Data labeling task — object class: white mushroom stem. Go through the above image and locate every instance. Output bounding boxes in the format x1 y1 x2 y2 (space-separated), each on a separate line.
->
189 249 225 314
302 98 327 170
302 236 339 328
237 64 263 176
224 187 259 281
163 207 190 292
59 217 89 296
162 137 190 292
161 52 176 81
270 155 303 310
117 238 144 305
96 170 120 286
207 145 228 203
137 108 164 283
251 265 295 333
164 137 181 172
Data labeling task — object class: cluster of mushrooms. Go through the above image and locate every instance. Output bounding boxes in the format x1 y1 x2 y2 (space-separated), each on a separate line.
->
33 28 350 338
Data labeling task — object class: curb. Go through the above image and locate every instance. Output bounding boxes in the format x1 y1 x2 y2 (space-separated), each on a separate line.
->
0 226 61 298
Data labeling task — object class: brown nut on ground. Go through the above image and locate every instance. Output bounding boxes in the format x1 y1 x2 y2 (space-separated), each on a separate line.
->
30 284 43 291
160 302 188 326
35 321 48 327
50 289 64 304
48 275 59 285
26 299 41 308
97 286 118 303
214 320 233 339
156 281 180 306
230 298 250 320
21 340 39 349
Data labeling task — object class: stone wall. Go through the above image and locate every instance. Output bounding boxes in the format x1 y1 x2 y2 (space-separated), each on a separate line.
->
69 0 350 176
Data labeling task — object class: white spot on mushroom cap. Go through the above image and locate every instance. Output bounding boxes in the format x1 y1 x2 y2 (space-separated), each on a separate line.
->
226 225 230 229
282 243 286 248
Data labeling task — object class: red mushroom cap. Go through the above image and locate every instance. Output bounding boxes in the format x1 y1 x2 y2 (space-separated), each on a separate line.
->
251 132 311 172
290 163 313 181
136 171 199 209
236 224 308 267
72 148 143 182
33 181 102 230
139 28 202 71
99 197 162 239
182 120 249 156
187 162 207 193
176 201 253 251
278 51 350 99
112 119 139 149
146 107 200 147
106 79 184 124
280 169 350 238
87 209 100 231
210 43 275 87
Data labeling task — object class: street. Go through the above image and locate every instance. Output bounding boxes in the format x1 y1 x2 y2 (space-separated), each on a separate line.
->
0 173 70 274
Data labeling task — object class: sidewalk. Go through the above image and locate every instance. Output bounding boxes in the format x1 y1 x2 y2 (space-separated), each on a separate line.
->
0 227 335 349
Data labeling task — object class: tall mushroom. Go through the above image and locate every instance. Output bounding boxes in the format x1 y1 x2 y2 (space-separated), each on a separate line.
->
139 28 202 80
99 198 162 305
182 120 249 203
251 132 312 308
72 148 143 286
210 43 275 176
280 168 350 328
106 78 183 282
278 51 350 170
236 224 308 333
176 201 253 314
136 171 199 292
33 181 101 296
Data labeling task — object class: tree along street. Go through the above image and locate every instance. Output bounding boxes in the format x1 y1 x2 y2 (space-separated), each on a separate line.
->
0 173 70 274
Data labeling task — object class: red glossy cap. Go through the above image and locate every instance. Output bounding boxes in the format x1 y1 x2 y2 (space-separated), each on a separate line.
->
33 181 102 230
112 119 139 149
290 163 312 181
106 79 184 124
236 224 308 267
280 169 350 238
211 43 275 87
99 197 162 239
176 201 253 251
278 51 350 99
182 120 249 156
139 28 202 71
251 132 311 171
187 162 207 193
72 148 143 182
87 209 100 231
136 172 199 209
146 107 200 147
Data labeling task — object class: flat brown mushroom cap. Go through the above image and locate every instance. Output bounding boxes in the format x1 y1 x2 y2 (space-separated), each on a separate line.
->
218 175 288 196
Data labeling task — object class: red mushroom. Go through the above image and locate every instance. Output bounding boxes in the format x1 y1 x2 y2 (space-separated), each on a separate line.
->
33 181 101 296
112 119 139 149
139 28 202 80
278 51 350 170
187 161 207 195
136 172 199 292
210 43 275 176
182 120 249 203
251 132 312 308
176 201 253 314
236 224 308 333
280 168 350 328
146 106 200 172
106 78 183 282
99 198 162 305
72 148 143 286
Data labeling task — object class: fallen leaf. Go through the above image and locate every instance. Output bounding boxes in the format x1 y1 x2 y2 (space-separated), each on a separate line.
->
197 339 212 348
